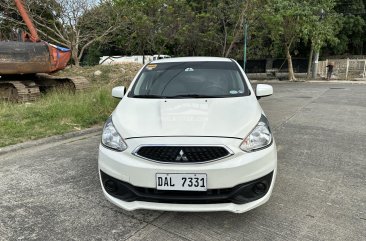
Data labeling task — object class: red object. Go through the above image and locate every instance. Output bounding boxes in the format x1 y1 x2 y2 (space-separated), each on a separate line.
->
48 45 72 72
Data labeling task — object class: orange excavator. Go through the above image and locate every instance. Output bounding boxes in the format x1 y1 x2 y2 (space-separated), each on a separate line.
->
0 0 89 102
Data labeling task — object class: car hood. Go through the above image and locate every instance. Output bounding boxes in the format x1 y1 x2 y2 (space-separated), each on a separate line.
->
112 97 262 139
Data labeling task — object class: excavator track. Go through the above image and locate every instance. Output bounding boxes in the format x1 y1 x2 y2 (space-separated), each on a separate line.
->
0 80 41 102
35 73 90 92
0 74 90 102
67 76 90 92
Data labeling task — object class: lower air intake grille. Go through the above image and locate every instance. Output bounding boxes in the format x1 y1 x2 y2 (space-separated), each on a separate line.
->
135 146 231 163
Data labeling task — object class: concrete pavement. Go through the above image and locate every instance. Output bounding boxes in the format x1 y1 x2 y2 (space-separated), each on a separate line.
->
1 82 365 241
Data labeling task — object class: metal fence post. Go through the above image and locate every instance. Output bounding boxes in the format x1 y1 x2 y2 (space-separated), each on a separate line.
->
243 21 248 71
364 60 366 77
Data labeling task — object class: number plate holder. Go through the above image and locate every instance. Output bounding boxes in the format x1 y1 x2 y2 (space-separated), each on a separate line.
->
156 173 207 191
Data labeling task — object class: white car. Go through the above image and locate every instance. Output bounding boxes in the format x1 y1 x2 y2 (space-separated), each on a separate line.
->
98 57 277 213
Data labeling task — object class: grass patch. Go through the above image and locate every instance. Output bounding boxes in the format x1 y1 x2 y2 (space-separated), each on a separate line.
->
0 86 118 147
0 64 142 147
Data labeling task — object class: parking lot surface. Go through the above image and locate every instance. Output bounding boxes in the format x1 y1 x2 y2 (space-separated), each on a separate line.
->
1 82 365 241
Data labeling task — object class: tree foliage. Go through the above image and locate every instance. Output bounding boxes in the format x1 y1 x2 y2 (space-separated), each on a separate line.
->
333 0 366 54
262 0 313 80
0 0 365 70
261 0 342 80
0 0 25 40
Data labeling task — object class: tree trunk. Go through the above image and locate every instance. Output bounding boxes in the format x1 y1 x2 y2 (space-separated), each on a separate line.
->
312 51 320 79
225 9 245 57
285 44 296 81
72 46 80 67
307 44 314 79
224 35 237 57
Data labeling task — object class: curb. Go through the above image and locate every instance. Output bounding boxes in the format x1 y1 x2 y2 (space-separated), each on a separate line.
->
0 126 102 156
308 80 366 84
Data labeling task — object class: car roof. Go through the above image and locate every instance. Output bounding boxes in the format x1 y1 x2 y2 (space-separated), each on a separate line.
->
150 56 233 64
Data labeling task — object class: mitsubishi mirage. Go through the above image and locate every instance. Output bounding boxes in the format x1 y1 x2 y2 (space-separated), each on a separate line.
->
98 57 277 213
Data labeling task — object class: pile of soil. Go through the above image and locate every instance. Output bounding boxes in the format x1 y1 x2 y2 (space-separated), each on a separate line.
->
55 62 143 87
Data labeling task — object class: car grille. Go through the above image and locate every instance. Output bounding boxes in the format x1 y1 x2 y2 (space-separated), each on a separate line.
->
135 146 231 163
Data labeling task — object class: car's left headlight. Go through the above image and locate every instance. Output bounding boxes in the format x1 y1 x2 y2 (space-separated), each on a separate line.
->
101 116 128 151
240 115 273 152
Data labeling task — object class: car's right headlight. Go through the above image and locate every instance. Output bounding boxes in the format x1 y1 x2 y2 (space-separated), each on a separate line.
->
240 115 273 152
101 116 127 151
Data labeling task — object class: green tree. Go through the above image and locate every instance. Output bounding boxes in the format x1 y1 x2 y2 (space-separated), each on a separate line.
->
262 0 341 80
0 7 18 40
263 0 311 80
203 0 246 57
184 0 267 59
114 0 193 57
303 0 341 78
333 0 366 54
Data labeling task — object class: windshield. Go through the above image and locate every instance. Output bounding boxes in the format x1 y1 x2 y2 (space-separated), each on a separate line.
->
128 61 249 98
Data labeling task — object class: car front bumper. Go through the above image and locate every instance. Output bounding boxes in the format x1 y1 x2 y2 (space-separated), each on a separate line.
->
98 137 277 213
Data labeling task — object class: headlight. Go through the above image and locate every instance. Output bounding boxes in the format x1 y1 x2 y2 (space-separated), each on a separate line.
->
240 115 273 152
101 116 128 151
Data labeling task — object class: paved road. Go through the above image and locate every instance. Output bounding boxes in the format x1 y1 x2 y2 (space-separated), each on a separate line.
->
1 82 365 241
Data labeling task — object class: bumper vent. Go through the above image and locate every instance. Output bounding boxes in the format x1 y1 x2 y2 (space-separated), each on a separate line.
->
134 146 231 163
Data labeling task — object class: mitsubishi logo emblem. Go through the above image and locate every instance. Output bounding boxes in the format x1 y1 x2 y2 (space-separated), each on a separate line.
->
176 149 188 161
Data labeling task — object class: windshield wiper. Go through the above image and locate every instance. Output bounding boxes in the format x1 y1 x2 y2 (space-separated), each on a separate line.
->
132 94 164 98
132 94 221 99
165 94 218 99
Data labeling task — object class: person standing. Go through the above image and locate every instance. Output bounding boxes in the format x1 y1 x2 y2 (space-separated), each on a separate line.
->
326 62 335 80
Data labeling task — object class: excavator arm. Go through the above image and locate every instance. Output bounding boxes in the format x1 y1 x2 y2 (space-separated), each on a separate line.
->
14 0 40 42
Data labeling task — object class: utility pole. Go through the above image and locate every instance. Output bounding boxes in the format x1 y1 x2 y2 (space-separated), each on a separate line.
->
312 9 325 79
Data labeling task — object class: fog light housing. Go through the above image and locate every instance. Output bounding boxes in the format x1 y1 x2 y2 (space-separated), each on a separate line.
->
105 180 117 193
253 182 267 194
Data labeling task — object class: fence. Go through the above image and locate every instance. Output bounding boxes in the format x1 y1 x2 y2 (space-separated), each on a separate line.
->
238 58 309 73
318 59 366 80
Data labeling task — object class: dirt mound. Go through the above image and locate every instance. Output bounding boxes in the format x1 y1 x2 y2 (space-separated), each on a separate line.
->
55 62 143 87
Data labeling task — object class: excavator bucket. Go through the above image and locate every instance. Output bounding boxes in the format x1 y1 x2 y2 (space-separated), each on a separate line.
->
0 41 71 75
0 41 51 74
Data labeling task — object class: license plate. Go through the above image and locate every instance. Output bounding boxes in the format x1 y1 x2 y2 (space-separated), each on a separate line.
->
156 173 207 191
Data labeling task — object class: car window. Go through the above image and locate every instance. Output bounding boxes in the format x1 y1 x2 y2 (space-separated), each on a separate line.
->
129 61 249 98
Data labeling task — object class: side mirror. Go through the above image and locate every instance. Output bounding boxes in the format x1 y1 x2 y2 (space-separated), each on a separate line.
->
112 86 125 99
256 84 273 99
